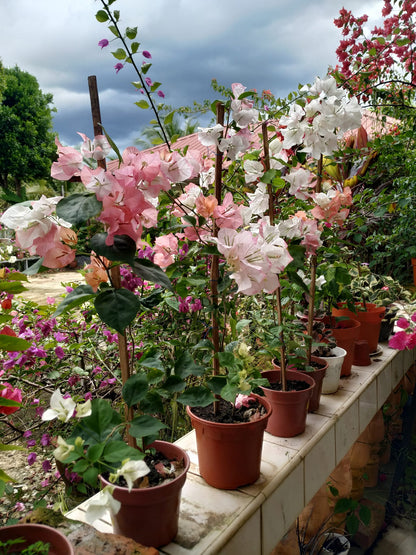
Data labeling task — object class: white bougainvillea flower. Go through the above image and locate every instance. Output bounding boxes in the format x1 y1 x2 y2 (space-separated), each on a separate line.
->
197 124 224 147
247 182 270 217
53 436 75 462
112 459 150 492
42 389 76 422
244 160 264 184
75 399 92 418
85 486 121 524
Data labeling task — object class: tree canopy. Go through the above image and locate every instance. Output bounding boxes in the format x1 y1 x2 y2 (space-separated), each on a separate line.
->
0 64 57 201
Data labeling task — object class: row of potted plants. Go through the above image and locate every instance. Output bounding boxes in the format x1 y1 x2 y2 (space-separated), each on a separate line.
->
1 1 415 551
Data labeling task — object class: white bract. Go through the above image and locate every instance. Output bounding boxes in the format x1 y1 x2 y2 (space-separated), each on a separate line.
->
85 486 121 524
112 459 150 491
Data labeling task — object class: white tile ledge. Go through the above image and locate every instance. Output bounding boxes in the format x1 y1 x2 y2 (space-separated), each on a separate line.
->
66 344 415 555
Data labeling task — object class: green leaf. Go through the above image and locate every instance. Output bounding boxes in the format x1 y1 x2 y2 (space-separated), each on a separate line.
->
138 352 164 371
94 288 141 333
103 441 145 463
161 375 186 394
72 460 90 474
345 513 360 536
0 335 31 352
0 280 26 294
56 194 102 226
135 100 150 109
130 258 173 291
90 233 137 263
83 466 100 488
177 386 214 407
0 398 21 408
334 497 355 514
125 26 137 39
87 443 105 462
164 111 175 126
131 42 140 54
53 285 96 317
129 414 168 439
24 258 44 275
112 48 127 60
0 443 24 451
359 504 372 526
141 63 152 74
0 469 16 483
73 398 122 444
100 125 123 165
108 25 120 38
122 373 149 407
175 351 205 378
95 10 109 22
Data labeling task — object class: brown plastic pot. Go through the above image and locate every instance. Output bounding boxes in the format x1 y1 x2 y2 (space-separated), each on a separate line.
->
0 524 74 555
260 369 315 437
329 318 361 376
186 394 272 490
332 303 385 354
100 440 189 548
273 356 327 412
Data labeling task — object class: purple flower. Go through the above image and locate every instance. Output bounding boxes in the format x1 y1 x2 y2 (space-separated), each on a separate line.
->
42 460 52 472
26 439 36 447
191 299 203 312
157 90 165 98
54 332 67 342
27 452 37 466
65 286 74 293
67 375 80 387
40 434 51 447
98 39 109 49
55 346 65 360
14 502 25 512
84 392 93 401
114 63 124 74
145 77 152 87
41 478 49 487
142 50 152 59
23 430 32 438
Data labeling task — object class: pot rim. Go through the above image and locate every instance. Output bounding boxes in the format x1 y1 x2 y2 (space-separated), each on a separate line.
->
100 439 190 494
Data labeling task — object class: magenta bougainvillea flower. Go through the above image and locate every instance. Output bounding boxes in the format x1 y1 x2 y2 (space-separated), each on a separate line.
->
98 39 109 49
114 62 124 74
142 50 151 58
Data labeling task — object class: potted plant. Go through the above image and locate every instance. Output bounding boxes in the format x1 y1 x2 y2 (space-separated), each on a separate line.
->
0 523 74 555
349 267 414 343
310 320 347 395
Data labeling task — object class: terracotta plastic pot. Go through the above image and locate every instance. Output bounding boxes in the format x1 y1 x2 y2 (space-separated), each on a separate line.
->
296 356 328 412
260 370 315 437
332 303 385 354
186 394 272 489
320 347 347 394
329 318 361 377
273 356 327 412
100 440 189 548
0 523 74 555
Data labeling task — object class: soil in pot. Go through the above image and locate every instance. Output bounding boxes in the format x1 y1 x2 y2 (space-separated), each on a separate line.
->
191 397 267 423
320 532 350 554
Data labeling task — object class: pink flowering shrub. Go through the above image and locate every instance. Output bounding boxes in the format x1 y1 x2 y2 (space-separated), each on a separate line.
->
389 312 416 350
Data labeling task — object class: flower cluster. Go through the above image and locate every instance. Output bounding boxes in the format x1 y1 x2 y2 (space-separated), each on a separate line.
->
389 312 416 350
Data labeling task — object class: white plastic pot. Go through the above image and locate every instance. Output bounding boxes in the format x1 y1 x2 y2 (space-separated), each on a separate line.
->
319 532 350 554
320 348 347 394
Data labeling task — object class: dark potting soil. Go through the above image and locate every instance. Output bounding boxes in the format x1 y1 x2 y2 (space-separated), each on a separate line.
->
265 379 311 392
191 398 266 424
107 450 185 489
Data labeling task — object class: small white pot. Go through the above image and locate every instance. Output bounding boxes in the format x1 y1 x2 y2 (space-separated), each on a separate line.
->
320 347 347 394
319 532 350 554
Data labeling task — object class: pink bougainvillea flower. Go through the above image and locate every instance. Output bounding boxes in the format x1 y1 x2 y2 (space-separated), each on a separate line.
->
235 394 256 408
145 77 152 87
153 233 178 268
389 331 410 350
0 383 22 415
27 452 37 466
397 317 410 329
157 90 165 98
50 138 83 180
84 254 110 292
114 63 124 73
142 50 151 59
213 192 243 230
195 194 218 219
98 39 109 49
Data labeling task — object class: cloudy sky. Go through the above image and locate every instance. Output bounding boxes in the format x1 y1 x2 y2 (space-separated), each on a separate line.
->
1 0 384 151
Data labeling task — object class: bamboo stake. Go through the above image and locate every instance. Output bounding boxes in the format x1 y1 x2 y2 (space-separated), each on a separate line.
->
262 122 286 390
210 103 224 413
306 154 323 364
88 76 135 446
